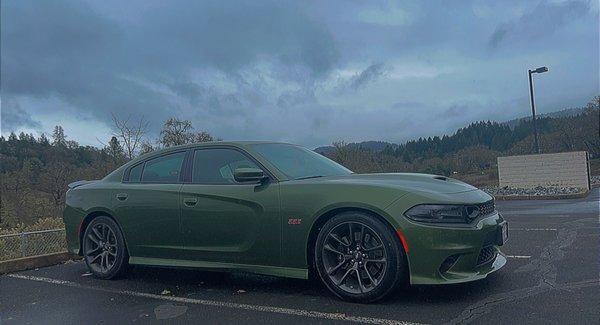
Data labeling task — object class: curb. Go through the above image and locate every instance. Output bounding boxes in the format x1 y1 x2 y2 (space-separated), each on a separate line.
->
0 252 80 274
494 190 590 201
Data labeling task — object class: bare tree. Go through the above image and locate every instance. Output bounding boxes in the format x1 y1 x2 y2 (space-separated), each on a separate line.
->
0 170 33 224
139 139 156 155
159 117 194 147
38 160 72 210
195 131 214 143
111 113 149 160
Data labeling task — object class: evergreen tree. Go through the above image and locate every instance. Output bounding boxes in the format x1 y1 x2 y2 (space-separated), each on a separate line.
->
107 136 125 163
52 126 66 146
39 133 50 146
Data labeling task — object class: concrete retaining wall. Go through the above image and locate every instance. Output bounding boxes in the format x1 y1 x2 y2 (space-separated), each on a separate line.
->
498 151 590 189
0 252 79 274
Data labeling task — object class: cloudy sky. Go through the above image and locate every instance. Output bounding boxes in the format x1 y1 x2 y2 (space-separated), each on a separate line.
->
1 0 598 148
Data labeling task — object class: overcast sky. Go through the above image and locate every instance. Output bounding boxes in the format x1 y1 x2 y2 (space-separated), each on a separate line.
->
1 0 598 148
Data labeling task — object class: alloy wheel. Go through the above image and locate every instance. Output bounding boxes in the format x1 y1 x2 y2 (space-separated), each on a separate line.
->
84 222 118 274
321 221 387 294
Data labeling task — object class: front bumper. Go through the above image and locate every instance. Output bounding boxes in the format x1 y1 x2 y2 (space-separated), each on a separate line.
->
398 211 508 285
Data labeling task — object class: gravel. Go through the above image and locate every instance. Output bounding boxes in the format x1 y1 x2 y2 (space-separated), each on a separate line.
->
483 185 586 197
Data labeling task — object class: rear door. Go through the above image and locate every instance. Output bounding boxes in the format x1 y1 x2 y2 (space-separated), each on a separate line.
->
113 151 187 260
179 147 280 266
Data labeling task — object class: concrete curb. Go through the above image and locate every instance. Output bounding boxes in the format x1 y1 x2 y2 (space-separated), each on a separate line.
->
0 252 80 274
494 190 590 201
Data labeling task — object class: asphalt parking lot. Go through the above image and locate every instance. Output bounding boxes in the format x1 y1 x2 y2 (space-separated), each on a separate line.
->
2 188 598 325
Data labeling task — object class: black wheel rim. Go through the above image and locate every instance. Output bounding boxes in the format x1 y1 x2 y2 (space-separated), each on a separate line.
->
321 221 387 294
84 223 118 274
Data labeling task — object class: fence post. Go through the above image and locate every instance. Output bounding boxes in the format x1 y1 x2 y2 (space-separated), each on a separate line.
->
20 233 27 257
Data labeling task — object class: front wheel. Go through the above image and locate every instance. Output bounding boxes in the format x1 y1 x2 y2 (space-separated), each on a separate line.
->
82 216 129 279
314 212 406 303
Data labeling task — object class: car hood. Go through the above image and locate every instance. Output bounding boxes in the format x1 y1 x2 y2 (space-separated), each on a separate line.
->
304 173 479 194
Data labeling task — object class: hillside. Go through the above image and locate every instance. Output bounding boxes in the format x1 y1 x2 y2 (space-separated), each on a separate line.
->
315 105 594 154
318 96 599 185
503 107 587 129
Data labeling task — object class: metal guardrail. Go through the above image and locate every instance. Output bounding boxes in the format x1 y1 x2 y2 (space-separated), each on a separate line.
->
0 229 67 261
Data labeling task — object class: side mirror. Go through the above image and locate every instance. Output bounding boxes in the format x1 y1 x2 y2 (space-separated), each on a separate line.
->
234 167 268 183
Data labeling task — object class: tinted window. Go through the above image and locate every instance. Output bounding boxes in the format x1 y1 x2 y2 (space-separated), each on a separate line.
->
250 143 352 179
141 152 186 183
192 148 260 184
128 163 143 182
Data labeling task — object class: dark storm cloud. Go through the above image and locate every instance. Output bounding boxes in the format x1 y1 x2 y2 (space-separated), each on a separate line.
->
1 0 339 131
1 0 597 147
0 97 41 130
489 0 591 48
348 63 388 91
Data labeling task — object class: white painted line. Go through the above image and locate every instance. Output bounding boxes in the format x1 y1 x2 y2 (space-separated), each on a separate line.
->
505 255 531 259
511 228 557 231
6 274 421 325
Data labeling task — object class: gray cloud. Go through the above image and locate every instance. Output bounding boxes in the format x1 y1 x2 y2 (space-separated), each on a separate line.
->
1 0 339 132
489 0 591 48
0 97 41 131
0 0 597 147
332 63 389 95
348 63 388 91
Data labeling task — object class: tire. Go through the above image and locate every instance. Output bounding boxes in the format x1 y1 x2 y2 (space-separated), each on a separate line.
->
314 211 406 303
82 216 129 279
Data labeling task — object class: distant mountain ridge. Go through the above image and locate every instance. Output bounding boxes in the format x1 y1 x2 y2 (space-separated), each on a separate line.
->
502 107 586 129
314 106 588 154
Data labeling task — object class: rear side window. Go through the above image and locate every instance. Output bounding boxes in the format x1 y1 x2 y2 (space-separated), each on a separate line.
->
192 148 259 184
141 152 186 183
128 163 143 182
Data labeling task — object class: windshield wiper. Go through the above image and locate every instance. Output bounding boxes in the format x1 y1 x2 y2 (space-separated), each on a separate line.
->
294 175 324 180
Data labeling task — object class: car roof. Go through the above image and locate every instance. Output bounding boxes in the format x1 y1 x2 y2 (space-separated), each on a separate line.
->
156 140 291 150
134 141 296 161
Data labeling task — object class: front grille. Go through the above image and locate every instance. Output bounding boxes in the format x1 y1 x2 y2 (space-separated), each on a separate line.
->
477 246 497 266
477 200 496 217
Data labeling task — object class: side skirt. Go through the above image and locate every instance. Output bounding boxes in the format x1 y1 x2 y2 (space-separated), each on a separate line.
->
129 256 308 279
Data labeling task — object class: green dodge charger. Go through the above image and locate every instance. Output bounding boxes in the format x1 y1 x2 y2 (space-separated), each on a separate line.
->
64 141 508 302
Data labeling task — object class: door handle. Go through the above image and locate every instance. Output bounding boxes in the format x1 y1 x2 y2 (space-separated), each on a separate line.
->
116 193 128 201
183 197 198 207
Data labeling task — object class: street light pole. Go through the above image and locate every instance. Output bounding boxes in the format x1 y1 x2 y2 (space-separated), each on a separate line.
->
527 70 539 154
527 66 548 154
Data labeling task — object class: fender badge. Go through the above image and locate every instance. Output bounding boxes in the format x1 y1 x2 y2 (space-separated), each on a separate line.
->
288 218 302 225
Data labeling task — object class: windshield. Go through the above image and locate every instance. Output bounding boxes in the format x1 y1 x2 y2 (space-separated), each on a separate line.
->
250 143 352 180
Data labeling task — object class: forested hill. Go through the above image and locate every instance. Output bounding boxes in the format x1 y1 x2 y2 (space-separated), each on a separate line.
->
316 97 599 164
502 107 587 129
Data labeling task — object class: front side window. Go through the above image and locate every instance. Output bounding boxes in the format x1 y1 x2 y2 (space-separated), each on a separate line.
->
250 143 352 179
141 152 186 183
192 148 260 184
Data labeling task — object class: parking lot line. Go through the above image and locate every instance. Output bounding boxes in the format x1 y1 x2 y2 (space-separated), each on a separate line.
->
511 228 557 231
505 255 532 259
6 274 421 325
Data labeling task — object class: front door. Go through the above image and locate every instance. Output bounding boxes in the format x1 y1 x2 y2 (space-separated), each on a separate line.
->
180 147 280 266
113 151 186 259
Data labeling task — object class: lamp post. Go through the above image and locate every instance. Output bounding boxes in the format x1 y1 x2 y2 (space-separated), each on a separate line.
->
527 66 548 154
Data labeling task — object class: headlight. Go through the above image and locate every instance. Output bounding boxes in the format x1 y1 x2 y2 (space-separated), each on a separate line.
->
404 204 481 224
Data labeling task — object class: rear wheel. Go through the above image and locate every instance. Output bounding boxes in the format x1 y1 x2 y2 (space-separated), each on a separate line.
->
83 216 129 279
314 212 406 303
